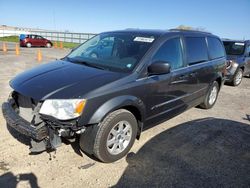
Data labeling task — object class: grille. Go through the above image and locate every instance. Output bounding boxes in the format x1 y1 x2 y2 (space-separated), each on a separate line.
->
12 92 36 122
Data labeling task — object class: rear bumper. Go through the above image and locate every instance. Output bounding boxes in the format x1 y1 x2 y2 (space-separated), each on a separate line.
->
2 101 48 141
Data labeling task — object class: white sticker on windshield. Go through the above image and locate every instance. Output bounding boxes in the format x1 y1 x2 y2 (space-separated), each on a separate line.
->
134 37 154 43
235 42 244 46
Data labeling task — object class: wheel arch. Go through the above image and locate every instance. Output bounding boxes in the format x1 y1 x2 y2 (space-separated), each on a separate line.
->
87 95 146 127
215 76 222 89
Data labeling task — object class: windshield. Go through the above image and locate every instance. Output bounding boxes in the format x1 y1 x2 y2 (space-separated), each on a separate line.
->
223 41 245 55
67 32 157 72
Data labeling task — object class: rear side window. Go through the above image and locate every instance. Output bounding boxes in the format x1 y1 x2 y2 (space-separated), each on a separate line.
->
185 37 208 65
207 37 225 59
152 38 183 70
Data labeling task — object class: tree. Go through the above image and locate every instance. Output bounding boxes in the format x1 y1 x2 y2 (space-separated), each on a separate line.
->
175 25 207 32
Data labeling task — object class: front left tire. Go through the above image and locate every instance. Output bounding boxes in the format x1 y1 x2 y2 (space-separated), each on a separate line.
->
91 109 138 163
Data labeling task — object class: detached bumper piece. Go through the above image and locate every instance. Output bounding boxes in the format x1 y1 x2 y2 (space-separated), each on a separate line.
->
2 102 61 153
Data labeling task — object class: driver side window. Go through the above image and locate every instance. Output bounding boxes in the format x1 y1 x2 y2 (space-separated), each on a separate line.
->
152 38 184 70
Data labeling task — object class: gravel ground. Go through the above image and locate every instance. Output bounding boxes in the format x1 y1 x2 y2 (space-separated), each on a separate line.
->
0 42 250 188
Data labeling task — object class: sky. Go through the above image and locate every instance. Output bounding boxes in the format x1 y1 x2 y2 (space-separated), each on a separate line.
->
0 0 249 39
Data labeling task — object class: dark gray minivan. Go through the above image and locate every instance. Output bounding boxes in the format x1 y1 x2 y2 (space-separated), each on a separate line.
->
2 29 226 162
223 39 250 86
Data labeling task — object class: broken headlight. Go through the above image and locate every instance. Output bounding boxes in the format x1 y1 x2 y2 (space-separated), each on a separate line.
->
39 99 86 120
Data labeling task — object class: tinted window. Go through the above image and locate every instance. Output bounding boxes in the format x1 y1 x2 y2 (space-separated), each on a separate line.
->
152 38 183 70
223 41 245 55
186 37 208 64
207 37 225 59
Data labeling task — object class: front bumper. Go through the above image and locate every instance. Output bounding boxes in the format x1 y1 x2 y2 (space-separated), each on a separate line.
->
2 101 48 141
225 74 234 82
2 101 63 153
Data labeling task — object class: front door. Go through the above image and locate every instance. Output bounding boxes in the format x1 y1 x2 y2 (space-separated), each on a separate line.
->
144 37 198 124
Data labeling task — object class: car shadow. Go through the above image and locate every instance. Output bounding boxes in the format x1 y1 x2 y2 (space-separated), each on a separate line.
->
114 118 250 188
0 172 40 188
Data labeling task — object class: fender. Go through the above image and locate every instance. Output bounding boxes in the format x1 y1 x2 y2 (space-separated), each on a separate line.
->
87 95 146 125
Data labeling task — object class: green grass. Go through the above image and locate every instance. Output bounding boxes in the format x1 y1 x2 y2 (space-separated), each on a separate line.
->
0 36 19 42
0 35 79 49
58 42 79 49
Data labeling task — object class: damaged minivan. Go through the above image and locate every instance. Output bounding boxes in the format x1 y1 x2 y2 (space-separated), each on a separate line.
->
2 29 226 162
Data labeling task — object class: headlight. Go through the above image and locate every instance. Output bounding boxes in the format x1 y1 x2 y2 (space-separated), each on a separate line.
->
226 60 233 69
39 99 86 120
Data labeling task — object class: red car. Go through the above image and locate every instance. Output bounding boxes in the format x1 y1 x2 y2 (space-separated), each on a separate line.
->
20 34 53 48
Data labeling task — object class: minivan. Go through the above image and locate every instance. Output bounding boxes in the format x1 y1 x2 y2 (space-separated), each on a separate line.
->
223 39 250 86
3 29 226 162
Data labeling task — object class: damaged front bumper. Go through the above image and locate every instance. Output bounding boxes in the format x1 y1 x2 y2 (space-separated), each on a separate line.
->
2 100 62 153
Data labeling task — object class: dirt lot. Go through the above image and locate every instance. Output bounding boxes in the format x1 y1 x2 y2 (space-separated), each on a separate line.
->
0 42 250 188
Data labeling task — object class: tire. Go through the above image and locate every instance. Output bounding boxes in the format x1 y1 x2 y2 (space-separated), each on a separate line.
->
231 68 243 86
46 43 52 48
26 43 31 48
200 81 219 109
92 109 137 163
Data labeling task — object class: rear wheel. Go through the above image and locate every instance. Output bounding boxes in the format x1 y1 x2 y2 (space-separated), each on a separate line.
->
26 43 31 48
200 81 219 109
231 68 243 86
91 109 137 163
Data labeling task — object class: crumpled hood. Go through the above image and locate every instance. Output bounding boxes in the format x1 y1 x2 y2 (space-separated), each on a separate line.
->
10 60 124 100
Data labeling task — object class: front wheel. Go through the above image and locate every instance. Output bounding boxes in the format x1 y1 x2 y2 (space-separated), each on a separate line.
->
200 81 219 109
231 68 243 86
92 109 137 163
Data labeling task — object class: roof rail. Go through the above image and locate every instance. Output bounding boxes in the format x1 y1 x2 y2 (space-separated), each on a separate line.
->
169 29 212 34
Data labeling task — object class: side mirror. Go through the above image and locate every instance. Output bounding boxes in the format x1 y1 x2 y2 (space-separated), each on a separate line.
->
148 61 171 75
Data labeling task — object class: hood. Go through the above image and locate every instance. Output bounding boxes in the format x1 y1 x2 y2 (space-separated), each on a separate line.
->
10 60 124 100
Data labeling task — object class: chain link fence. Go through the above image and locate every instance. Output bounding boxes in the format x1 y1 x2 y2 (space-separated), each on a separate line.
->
0 29 96 44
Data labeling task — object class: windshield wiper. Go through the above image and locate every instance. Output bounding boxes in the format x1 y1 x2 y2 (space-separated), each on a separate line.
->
66 57 107 70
